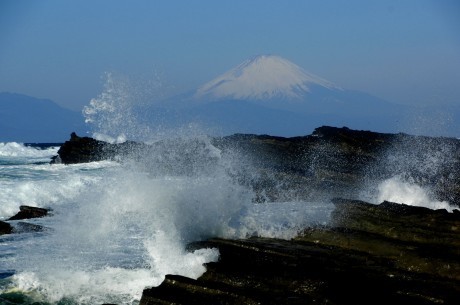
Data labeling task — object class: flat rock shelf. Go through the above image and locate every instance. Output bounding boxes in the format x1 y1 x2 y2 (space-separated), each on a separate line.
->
140 199 460 305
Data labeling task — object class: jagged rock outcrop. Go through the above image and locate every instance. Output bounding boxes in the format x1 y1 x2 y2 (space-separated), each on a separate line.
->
50 132 148 164
50 132 107 164
139 199 460 305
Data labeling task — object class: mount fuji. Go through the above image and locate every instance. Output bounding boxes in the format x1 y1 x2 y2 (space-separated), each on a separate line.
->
194 55 339 101
141 55 456 137
190 55 402 119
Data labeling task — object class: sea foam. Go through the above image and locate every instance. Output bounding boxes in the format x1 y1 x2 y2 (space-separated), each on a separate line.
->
377 175 454 212
0 142 58 158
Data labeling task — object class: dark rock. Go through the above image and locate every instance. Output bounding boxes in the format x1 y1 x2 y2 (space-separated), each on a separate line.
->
51 127 460 207
0 221 13 235
50 132 109 164
8 205 49 221
330 198 460 247
140 200 460 305
51 132 149 164
49 128 460 304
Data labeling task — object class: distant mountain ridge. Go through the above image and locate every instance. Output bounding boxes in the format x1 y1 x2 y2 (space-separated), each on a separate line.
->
138 54 459 137
0 92 88 142
2 56 459 141
194 55 340 101
141 55 423 136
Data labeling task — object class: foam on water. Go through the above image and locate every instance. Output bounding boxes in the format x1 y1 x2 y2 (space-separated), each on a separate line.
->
0 161 118 219
1 142 332 304
0 143 58 159
0 143 59 167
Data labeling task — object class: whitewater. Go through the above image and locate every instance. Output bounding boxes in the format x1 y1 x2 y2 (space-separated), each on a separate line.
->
0 138 337 304
1 75 456 304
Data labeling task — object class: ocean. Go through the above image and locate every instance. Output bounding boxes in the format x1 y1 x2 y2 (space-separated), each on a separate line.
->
0 140 334 304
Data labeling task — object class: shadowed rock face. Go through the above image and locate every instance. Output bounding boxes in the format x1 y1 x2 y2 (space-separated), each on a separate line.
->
0 221 12 235
140 200 460 305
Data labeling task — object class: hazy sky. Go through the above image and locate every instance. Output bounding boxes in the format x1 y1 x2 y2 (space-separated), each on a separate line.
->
1 0 459 110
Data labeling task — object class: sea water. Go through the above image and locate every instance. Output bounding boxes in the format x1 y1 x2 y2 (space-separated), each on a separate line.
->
1 141 455 304
0 140 335 304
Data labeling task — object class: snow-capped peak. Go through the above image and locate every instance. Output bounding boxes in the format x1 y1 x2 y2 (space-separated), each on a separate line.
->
194 55 339 101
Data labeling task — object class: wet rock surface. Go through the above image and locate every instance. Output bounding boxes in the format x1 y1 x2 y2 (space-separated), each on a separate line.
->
0 221 12 235
50 132 148 164
211 126 460 206
51 127 460 304
1 206 49 235
140 199 460 305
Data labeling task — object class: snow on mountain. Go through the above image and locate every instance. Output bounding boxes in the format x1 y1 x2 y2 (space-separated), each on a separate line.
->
142 55 459 137
194 55 341 101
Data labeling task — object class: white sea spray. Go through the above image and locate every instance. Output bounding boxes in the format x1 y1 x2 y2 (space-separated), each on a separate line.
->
0 73 335 304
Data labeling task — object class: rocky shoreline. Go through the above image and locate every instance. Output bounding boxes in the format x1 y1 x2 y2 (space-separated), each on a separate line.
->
52 126 460 206
2 126 460 304
2 199 459 304
140 199 459 305
140 199 460 305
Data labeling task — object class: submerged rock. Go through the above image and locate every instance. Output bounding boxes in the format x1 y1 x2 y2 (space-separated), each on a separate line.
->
140 200 460 305
8 205 49 221
11 222 45 233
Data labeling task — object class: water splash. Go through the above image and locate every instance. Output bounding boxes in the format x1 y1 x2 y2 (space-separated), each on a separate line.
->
1 124 333 304
360 133 458 212
82 71 168 142
376 175 454 212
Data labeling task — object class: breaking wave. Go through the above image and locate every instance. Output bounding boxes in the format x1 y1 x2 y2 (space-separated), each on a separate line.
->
376 175 454 212
0 142 58 159
0 73 333 304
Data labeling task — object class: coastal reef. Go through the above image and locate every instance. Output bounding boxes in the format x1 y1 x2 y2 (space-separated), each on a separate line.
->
53 126 460 207
140 199 460 305
45 126 460 304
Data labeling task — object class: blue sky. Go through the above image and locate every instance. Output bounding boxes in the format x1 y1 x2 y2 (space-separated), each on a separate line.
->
0 0 459 110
